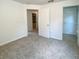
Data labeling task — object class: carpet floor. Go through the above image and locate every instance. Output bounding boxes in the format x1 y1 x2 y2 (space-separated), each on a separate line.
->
0 33 79 59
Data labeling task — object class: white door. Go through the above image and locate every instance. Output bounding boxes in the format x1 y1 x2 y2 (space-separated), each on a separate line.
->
39 6 50 38
63 7 77 35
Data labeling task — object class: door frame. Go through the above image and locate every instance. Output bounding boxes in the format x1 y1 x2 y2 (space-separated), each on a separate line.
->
62 6 78 39
26 9 39 35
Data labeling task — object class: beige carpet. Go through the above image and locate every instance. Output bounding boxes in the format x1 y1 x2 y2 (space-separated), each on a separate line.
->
0 33 79 59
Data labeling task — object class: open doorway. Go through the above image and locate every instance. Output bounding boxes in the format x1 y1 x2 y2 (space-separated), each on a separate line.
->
63 6 78 41
27 9 38 34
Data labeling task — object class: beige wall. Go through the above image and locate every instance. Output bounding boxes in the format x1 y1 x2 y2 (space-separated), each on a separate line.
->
49 0 79 43
0 0 79 46
0 0 27 45
39 0 79 41
0 0 40 46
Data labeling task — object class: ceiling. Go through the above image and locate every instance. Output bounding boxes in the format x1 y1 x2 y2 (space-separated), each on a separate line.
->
13 0 64 5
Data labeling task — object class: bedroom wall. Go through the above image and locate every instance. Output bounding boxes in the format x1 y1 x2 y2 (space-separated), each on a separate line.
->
0 0 79 46
0 0 40 46
49 0 79 43
40 0 79 40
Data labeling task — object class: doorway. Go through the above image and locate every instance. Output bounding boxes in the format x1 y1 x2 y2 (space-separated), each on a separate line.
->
63 6 78 40
32 13 38 32
27 9 38 34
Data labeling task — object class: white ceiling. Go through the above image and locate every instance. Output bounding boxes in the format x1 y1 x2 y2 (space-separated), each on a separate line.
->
13 0 65 5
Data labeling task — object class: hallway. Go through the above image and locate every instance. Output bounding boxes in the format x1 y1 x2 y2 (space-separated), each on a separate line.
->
0 33 79 59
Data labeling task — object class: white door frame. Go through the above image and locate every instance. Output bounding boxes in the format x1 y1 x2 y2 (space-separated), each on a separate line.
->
26 9 39 34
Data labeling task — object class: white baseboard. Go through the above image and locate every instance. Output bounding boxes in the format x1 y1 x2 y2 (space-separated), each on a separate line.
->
50 36 62 40
0 35 27 46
